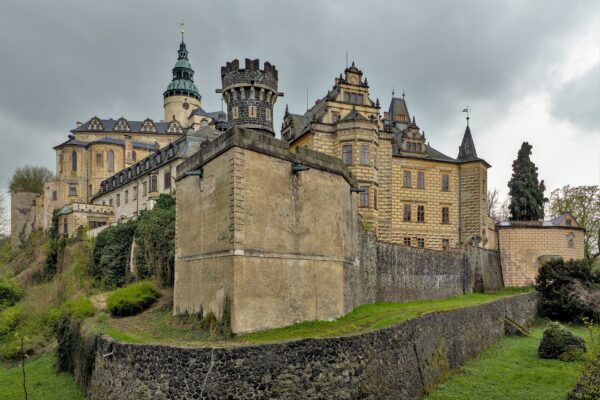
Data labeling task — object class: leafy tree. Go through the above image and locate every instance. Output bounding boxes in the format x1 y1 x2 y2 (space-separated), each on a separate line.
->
507 142 546 220
548 185 600 260
0 193 7 234
8 166 53 193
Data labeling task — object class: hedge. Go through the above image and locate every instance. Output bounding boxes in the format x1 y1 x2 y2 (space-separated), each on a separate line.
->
106 281 159 317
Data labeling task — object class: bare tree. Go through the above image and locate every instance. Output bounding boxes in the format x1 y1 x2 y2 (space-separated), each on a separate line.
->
487 189 499 218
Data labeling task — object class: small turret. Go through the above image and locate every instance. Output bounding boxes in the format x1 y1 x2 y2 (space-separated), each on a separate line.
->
220 58 281 135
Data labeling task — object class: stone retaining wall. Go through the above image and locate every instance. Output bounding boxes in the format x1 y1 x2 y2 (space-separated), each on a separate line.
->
72 292 537 399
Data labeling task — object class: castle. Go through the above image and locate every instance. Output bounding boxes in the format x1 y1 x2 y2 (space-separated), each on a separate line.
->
10 36 584 332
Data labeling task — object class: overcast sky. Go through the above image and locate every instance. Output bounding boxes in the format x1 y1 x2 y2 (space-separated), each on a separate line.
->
1 0 598 232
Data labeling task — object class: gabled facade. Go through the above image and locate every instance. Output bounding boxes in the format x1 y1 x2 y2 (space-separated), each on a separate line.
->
283 63 492 251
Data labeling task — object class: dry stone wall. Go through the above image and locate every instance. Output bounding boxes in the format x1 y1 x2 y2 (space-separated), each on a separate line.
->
71 293 537 400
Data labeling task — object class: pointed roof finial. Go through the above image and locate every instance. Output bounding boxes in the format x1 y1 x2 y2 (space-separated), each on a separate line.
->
180 19 185 42
402 89 405 99
412 116 416 124
392 87 395 97
284 104 289 115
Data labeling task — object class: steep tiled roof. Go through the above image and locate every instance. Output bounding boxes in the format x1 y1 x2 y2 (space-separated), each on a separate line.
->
72 117 177 134
53 136 157 150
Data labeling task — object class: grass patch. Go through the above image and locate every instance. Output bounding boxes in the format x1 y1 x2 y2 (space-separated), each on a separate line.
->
62 297 95 319
425 325 596 400
240 287 534 344
0 352 85 400
107 281 159 317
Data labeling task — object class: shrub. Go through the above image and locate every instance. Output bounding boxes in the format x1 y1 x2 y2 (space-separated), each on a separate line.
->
538 322 586 361
107 281 159 317
0 305 23 338
92 220 137 288
0 276 23 309
536 258 600 322
63 297 95 319
134 194 176 286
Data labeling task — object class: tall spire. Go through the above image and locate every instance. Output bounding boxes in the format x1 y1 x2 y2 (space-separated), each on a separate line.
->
457 122 478 161
163 27 201 101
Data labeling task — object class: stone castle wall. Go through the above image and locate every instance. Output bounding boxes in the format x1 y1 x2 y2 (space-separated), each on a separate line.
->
10 191 39 248
70 292 537 400
498 226 585 287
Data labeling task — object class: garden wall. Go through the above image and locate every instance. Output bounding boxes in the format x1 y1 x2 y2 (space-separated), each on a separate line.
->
68 292 538 400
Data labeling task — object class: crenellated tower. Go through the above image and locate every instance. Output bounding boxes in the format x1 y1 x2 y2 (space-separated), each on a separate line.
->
220 58 281 135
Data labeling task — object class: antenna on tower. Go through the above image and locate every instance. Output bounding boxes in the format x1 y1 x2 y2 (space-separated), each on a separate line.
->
462 106 471 126
180 19 185 41
306 88 309 111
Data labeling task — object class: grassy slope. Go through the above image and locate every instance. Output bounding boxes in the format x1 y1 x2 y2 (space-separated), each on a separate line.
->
97 287 533 346
0 353 85 400
425 326 596 400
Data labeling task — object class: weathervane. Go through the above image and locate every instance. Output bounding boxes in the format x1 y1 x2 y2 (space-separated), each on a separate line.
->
462 106 471 126
180 19 185 41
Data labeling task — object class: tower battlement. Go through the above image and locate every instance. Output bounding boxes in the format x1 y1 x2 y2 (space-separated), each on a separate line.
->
220 58 280 135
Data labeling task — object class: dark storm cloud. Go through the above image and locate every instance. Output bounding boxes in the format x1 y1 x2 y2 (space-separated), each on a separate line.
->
0 0 598 227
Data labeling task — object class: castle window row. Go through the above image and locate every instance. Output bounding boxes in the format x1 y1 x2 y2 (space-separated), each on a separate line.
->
403 237 426 248
403 204 452 224
343 92 364 105
402 171 451 192
342 143 375 166
98 143 178 195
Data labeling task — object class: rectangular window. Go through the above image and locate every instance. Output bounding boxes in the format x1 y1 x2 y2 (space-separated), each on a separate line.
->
96 152 103 167
374 188 378 210
403 171 412 188
357 94 364 104
417 205 425 222
441 239 450 251
403 237 411 246
116 194 120 207
342 144 352 165
442 207 450 224
417 172 425 189
266 108 271 122
150 175 158 192
133 186 138 200
332 112 340 123
359 186 369 208
249 106 257 118
63 219 68 235
142 182 147 196
164 172 171 189
360 144 369 165
109 198 113 207
232 107 239 119
403 204 411 222
417 238 425 248
125 190 129 204
442 174 450 191
52 191 57 201
68 184 77 197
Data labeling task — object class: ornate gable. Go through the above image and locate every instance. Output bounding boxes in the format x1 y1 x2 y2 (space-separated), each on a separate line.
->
113 117 131 132
400 117 427 155
88 117 104 131
167 120 183 134
140 118 157 133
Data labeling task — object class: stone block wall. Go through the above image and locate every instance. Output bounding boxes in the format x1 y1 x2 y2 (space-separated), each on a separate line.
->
498 226 585 286
70 292 537 399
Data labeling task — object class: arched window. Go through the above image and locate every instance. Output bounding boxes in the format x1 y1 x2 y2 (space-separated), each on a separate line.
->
71 151 77 172
108 150 115 172
567 233 575 248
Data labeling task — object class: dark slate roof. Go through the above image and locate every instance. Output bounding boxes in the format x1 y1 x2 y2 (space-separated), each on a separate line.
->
341 108 369 122
388 97 410 121
497 213 583 229
191 108 228 121
53 137 157 151
72 118 174 134
457 125 478 161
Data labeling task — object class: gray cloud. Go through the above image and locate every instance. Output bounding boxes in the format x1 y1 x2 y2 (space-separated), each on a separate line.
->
551 63 599 131
0 0 598 228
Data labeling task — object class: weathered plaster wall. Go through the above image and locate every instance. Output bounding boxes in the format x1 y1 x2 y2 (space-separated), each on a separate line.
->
174 127 359 334
10 191 39 248
73 293 537 400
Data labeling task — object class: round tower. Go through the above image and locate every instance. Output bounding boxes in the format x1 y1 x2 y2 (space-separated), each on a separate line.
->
163 39 201 127
220 58 279 135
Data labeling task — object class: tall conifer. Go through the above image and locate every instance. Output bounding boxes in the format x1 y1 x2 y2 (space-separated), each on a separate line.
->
508 142 546 220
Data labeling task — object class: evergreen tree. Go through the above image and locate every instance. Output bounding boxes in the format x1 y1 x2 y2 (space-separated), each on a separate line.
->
508 142 546 220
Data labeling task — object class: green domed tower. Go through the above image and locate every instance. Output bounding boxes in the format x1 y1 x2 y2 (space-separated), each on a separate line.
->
163 36 202 127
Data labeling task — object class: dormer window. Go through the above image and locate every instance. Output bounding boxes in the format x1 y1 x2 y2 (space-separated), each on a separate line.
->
114 118 131 132
566 219 572 227
89 117 104 131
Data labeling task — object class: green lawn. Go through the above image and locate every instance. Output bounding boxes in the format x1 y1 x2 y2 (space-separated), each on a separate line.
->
0 352 85 400
240 288 534 344
425 326 594 400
